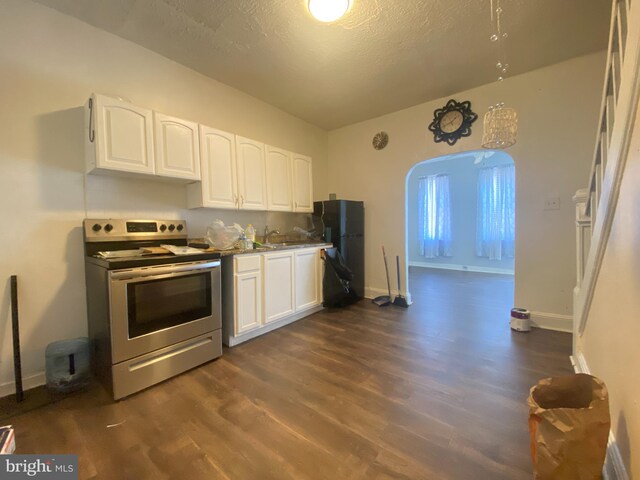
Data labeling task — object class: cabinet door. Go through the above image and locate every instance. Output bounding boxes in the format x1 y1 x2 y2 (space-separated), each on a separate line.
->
92 94 155 175
295 249 321 311
263 252 295 324
292 153 313 212
197 126 238 209
265 146 293 211
235 271 262 334
236 136 267 211
154 113 201 180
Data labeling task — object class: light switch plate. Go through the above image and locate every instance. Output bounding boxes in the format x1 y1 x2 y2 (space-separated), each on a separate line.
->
544 197 560 210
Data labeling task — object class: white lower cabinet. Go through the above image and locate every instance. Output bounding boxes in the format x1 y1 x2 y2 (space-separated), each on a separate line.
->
295 248 321 311
263 251 295 324
235 272 262 334
222 247 325 346
233 255 262 335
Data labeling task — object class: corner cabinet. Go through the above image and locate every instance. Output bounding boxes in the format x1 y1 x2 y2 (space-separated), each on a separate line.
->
86 94 155 175
236 136 267 211
221 247 325 347
187 126 238 209
292 153 313 212
153 113 201 181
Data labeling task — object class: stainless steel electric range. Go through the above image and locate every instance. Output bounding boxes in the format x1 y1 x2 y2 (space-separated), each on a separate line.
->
83 218 222 400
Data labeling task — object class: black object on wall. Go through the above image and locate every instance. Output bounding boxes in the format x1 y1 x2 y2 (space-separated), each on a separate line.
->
314 200 364 299
10 275 24 403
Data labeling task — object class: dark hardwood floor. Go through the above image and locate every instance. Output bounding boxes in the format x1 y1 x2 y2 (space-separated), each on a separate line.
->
9 268 572 479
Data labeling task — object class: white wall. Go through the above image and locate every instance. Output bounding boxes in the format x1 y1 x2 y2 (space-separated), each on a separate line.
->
407 151 515 274
328 52 605 324
0 0 328 394
577 100 640 479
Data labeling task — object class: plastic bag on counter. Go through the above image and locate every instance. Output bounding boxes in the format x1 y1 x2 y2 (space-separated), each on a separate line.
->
205 220 243 250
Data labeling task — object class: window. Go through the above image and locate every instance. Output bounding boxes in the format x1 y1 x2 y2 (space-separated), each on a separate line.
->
418 174 452 258
476 164 515 260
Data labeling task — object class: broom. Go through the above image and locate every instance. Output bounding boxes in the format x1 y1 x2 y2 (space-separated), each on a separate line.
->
392 256 409 308
372 246 392 307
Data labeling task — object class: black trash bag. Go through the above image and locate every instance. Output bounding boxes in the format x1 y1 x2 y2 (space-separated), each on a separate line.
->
322 248 360 308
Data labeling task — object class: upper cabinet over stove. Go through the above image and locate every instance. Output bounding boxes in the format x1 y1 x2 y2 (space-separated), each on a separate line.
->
85 93 313 212
86 94 155 176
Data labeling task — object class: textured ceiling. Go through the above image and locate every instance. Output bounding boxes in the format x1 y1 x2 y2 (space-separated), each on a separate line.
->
34 0 610 129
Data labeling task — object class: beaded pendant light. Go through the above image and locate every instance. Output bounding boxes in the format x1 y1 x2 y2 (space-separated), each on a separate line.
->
481 0 518 149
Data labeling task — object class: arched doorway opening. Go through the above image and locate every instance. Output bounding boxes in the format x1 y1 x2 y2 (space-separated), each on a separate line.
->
404 149 516 306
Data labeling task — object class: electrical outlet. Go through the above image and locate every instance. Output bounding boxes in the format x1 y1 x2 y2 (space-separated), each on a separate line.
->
544 197 560 210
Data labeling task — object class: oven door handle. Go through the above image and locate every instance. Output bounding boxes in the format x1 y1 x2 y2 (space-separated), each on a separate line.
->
110 260 221 281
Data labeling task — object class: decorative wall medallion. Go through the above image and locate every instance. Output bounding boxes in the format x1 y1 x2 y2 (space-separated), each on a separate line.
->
372 131 389 150
428 99 478 146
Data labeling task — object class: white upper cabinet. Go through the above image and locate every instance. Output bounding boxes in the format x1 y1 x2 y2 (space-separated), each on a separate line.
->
236 136 267 211
87 93 155 175
292 153 313 212
265 146 293 211
153 113 201 181
187 126 238 209
85 95 314 204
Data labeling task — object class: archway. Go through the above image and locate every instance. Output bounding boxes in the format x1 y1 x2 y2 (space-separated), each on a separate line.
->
403 149 516 304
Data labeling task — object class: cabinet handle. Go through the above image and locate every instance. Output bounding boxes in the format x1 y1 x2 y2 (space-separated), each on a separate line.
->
234 194 238 205
88 97 95 143
240 195 244 207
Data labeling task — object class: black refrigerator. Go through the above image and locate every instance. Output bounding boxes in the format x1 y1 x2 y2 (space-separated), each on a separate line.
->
314 200 364 299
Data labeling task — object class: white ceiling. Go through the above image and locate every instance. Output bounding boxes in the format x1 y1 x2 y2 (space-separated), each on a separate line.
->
34 0 610 129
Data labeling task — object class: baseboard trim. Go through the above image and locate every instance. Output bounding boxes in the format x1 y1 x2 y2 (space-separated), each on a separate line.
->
529 311 573 333
408 261 514 275
226 305 324 347
571 352 630 480
570 351 590 374
0 372 46 399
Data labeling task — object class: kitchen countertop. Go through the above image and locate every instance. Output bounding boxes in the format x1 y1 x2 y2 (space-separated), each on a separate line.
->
211 242 333 257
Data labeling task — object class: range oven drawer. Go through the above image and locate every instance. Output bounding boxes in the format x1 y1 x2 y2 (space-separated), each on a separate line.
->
111 330 222 400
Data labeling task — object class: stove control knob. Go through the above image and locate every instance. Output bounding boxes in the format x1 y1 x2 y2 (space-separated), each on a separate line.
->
92 224 102 232
159 224 167 232
104 224 113 233
176 224 184 232
168 224 176 232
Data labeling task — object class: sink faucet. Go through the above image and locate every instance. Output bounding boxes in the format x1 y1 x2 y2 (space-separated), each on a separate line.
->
263 226 280 244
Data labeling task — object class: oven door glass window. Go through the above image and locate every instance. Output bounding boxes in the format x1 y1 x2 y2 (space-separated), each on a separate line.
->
127 272 212 338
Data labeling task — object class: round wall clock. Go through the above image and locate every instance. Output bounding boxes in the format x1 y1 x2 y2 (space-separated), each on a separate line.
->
428 99 478 146
372 131 389 150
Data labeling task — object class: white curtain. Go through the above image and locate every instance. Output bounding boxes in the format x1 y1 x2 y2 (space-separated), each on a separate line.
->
476 164 515 260
418 174 452 258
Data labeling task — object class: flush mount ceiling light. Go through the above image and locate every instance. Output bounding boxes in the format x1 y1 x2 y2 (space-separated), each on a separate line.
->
308 0 350 22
